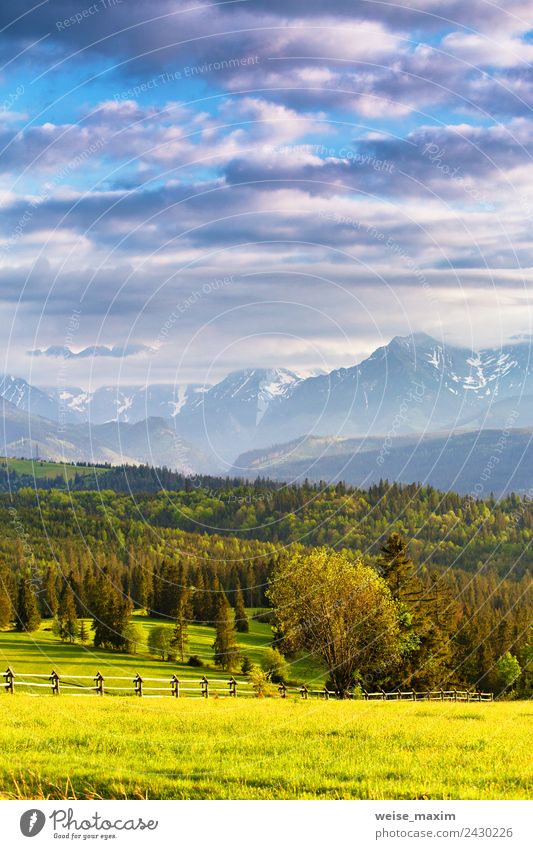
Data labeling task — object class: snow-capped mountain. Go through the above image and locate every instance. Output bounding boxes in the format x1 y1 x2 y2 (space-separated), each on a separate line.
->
3 333 533 472
0 376 80 422
39 383 208 424
176 368 303 464
252 333 533 447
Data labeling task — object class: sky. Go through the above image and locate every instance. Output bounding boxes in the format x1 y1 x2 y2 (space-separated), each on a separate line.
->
0 0 532 388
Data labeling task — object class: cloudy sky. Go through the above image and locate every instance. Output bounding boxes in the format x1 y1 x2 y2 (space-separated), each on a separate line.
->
1 0 532 388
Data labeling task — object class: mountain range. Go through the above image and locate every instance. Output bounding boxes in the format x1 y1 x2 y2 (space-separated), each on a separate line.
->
2 332 533 492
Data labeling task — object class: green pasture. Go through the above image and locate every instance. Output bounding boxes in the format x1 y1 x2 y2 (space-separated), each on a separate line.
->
0 613 324 690
0 456 106 482
0 697 530 800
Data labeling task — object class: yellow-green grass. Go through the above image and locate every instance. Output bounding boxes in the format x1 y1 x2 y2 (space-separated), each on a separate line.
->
0 697 530 800
0 614 324 691
0 456 106 481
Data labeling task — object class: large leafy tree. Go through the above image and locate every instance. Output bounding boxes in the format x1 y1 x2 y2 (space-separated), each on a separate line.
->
268 547 401 695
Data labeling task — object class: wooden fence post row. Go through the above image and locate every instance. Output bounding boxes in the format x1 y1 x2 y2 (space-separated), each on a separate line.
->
1 669 495 701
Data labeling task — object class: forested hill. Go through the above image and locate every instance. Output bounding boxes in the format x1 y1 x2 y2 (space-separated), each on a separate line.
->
1 474 533 578
0 480 531 692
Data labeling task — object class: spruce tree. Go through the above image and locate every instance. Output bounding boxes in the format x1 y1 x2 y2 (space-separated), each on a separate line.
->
378 533 422 602
170 589 191 662
0 568 13 628
233 580 249 633
213 589 240 671
16 576 41 632
57 583 79 643
91 569 132 651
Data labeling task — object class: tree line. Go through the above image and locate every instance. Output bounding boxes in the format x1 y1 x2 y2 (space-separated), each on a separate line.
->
0 483 530 695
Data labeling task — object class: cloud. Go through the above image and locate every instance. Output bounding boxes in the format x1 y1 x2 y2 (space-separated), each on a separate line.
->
29 343 154 359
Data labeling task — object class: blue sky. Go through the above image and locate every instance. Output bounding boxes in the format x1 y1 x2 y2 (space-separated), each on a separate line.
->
0 0 532 387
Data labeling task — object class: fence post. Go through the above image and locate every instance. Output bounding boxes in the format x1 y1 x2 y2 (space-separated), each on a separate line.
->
171 675 180 698
94 671 104 696
411 689 416 701
440 689 445 701
278 682 287 699
299 684 309 700
380 687 386 701
322 686 330 700
228 677 237 697
134 673 143 697
50 670 60 696
453 688 458 702
200 676 209 698
3 666 14 694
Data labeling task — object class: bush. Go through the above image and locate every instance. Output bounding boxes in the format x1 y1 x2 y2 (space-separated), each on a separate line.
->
123 623 144 655
241 655 253 675
260 648 288 683
187 654 204 667
252 609 274 624
147 625 172 660
249 665 277 697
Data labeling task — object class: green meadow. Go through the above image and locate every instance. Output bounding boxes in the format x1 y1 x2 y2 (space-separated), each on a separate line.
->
0 619 530 801
0 456 106 482
0 613 324 692
0 697 530 800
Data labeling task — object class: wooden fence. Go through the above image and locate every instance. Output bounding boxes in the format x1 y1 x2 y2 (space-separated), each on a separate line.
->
2 667 493 701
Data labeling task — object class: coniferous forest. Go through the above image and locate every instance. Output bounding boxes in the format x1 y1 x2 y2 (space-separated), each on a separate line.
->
0 468 531 696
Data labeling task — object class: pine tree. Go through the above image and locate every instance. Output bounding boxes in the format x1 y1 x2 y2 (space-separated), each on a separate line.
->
44 568 58 618
57 583 79 643
170 589 191 662
377 533 423 602
192 571 207 622
79 619 88 643
213 589 240 671
91 569 132 651
16 576 41 632
233 580 249 633
0 567 13 628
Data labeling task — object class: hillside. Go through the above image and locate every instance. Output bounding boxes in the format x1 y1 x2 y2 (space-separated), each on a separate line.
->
233 429 533 496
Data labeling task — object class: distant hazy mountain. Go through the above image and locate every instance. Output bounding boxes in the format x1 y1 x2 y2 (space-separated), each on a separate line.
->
175 368 302 465
233 429 533 496
0 398 208 473
34 383 208 425
3 333 533 477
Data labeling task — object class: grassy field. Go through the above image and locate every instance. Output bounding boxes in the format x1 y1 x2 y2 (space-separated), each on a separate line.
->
1 620 530 801
0 613 324 690
0 456 107 481
0 697 530 800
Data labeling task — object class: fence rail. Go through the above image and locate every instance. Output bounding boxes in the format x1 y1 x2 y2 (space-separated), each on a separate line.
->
2 667 494 702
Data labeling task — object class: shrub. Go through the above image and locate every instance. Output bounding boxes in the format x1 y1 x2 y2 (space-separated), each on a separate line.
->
260 648 288 683
147 625 172 660
252 609 274 624
187 654 204 667
241 655 253 675
249 665 277 698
